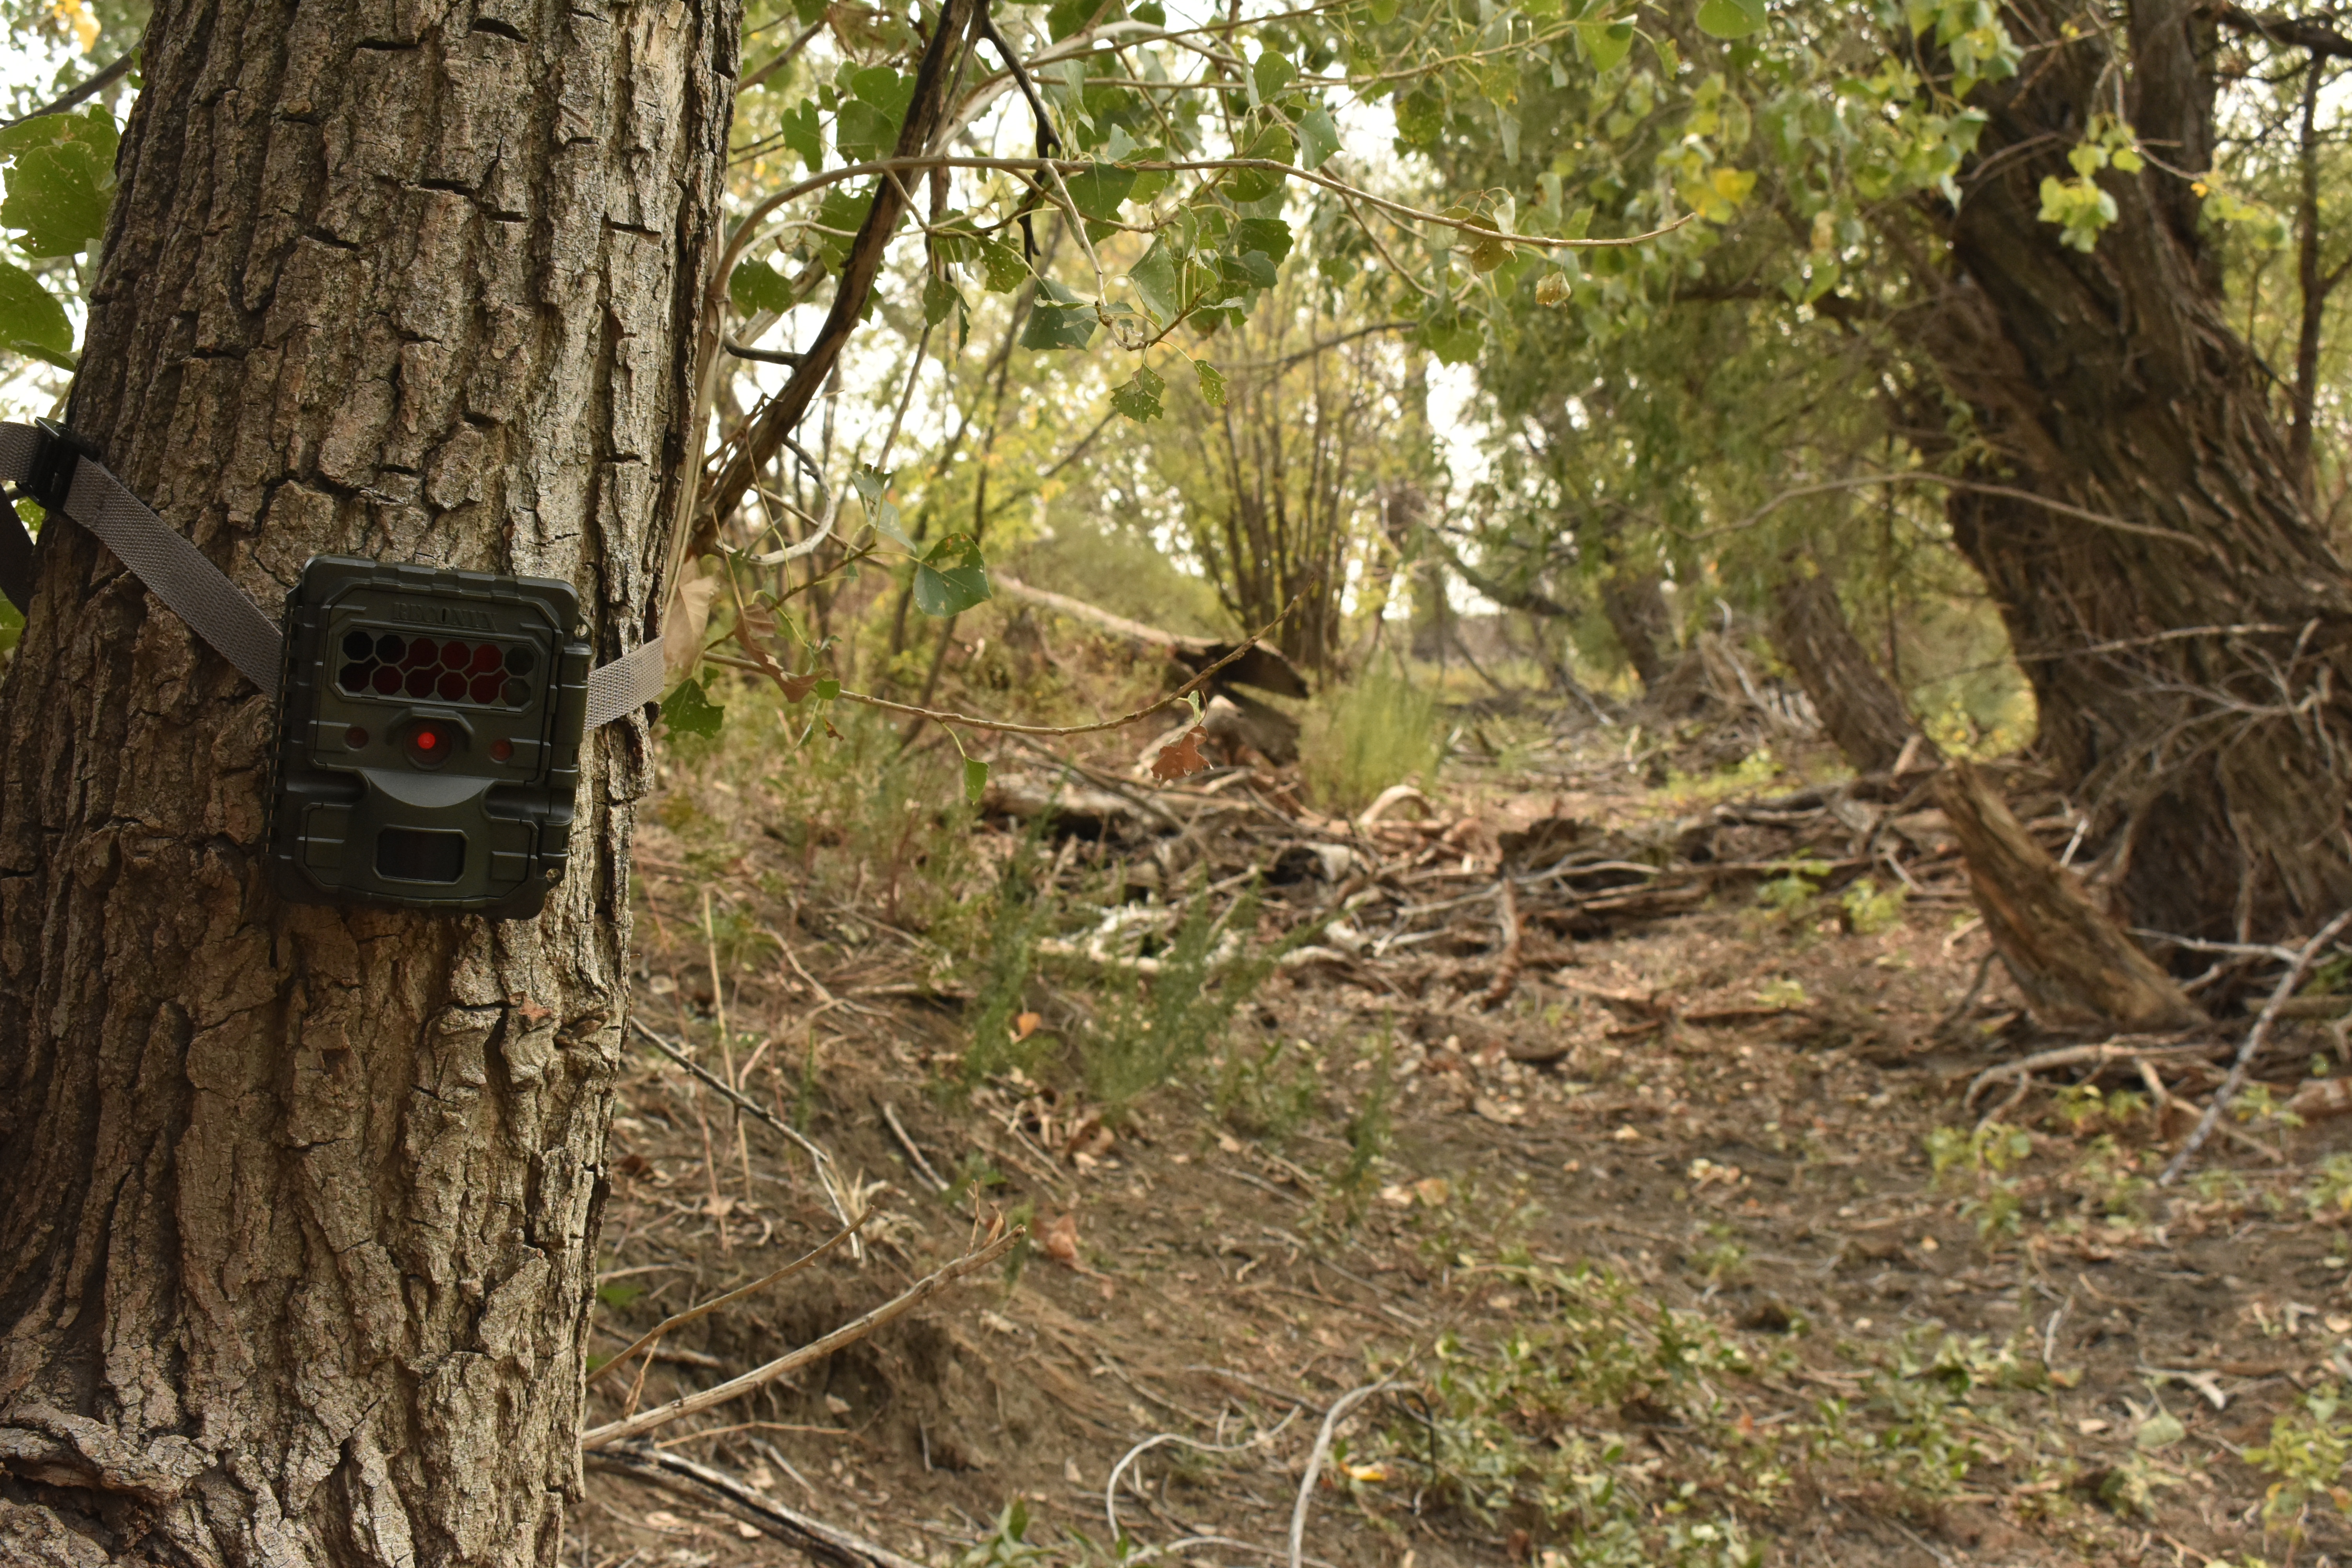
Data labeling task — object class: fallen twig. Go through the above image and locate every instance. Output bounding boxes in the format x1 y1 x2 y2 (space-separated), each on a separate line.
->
630 1016 861 1243
1962 1036 2220 1109
882 1101 949 1192
1105 1419 1294 1542
586 1441 928 1568
2160 909 2352 1185
1289 1381 1399 1568
1478 879 1523 1010
588 1214 870 1388
581 1227 1024 1449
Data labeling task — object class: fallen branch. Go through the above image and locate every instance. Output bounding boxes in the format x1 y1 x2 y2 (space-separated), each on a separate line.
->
1478 879 1523 1010
2135 1058 2282 1165
1962 1035 2220 1109
2161 909 2352 1185
586 1442 929 1568
628 1016 860 1242
581 1227 1024 1449
1289 1382 1399 1568
588 1215 869 1388
882 1101 949 1193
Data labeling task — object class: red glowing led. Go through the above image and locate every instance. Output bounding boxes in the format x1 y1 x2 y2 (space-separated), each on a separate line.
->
415 730 438 751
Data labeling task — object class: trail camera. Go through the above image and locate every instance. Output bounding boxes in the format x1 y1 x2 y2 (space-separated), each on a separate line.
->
268 557 593 918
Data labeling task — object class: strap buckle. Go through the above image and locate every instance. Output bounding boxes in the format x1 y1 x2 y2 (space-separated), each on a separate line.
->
24 418 98 513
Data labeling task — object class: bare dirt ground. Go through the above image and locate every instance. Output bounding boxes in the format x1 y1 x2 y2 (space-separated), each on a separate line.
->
569 704 2352 1568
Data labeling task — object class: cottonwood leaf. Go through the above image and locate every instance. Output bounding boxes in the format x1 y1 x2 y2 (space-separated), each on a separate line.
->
977 238 1029 294
1230 216 1293 265
0 261 73 368
1110 364 1165 422
1577 20 1636 69
1151 724 1212 781
1251 51 1296 102
661 677 726 738
1297 106 1340 170
1062 163 1136 223
1225 125 1296 201
1696 0 1768 37
964 757 989 805
1129 237 1181 321
1020 302 1097 350
912 532 991 617
730 258 795 315
3 138 109 257
1194 359 1227 407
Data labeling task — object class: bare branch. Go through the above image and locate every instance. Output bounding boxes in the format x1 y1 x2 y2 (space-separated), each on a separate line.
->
580 1227 1025 1449
588 1215 871 1388
2160 908 2352 1184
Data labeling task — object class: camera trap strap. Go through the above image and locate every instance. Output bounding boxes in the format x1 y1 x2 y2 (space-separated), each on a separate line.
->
0 419 668 728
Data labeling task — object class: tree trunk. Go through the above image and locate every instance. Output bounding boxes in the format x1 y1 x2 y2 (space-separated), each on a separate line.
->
0 0 735 1558
1768 564 1936 775
1599 568 1672 693
1915 0 2352 948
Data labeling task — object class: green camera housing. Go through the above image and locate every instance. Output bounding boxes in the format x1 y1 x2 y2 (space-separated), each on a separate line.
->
268 556 592 918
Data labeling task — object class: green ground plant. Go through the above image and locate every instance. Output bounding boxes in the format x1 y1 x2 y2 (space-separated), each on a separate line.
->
1299 662 1444 816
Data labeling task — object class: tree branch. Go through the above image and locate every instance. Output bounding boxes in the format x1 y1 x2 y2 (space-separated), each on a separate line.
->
2217 5 2352 58
697 0 979 545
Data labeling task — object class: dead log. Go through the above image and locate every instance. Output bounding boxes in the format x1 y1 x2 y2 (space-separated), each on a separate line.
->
1936 762 2200 1029
993 573 1309 699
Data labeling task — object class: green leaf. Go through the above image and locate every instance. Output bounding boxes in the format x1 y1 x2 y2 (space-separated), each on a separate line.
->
1419 312 1483 365
730 257 795 315
1194 359 1227 408
1111 364 1165 422
1251 51 1297 102
815 677 841 701
1020 302 1098 351
976 238 1029 294
1297 106 1340 171
0 261 73 368
661 677 726 738
1577 20 1636 69
923 272 966 328
2134 1411 2186 1451
812 184 873 270
3 139 110 257
913 532 992 617
1225 125 1296 202
835 98 899 162
1047 0 1109 40
1129 237 1181 321
1696 0 1768 37
1061 163 1136 223
778 101 824 171
1230 216 1294 265
964 756 990 805
851 65 916 121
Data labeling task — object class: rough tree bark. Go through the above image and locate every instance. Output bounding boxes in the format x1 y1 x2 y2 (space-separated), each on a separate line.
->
1936 764 2199 1029
1915 0 2352 947
0 0 736 1559
1767 563 1937 775
1599 568 1673 694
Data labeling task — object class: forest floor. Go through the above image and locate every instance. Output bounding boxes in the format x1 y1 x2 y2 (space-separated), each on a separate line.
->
567 687 2352 1568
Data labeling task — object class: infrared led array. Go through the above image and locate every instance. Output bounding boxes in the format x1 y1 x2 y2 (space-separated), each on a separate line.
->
336 631 537 708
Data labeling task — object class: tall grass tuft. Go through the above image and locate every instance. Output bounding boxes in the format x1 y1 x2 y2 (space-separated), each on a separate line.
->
1299 662 1444 816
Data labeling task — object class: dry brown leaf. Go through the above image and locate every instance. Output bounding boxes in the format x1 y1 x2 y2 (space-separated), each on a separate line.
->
1040 1210 1080 1267
1151 724 1211 782
1012 1011 1042 1042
